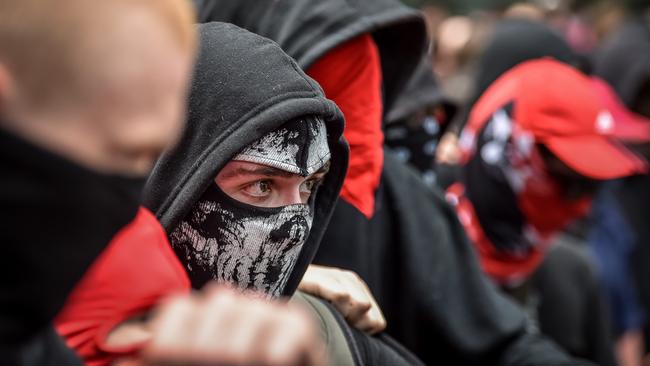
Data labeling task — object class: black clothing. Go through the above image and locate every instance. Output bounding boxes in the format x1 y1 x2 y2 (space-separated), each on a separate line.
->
192 0 426 115
384 55 457 187
143 22 348 297
143 22 426 365
315 150 580 365
533 239 617 366
0 127 143 364
384 55 455 127
1 326 82 366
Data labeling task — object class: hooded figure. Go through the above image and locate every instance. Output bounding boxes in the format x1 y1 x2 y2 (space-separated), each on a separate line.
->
145 22 426 366
144 22 348 298
193 0 427 220
384 54 457 187
192 0 425 116
448 59 647 366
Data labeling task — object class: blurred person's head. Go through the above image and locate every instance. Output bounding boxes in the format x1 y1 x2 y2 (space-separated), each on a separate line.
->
384 54 456 186
0 0 196 344
594 18 650 158
0 0 196 175
454 59 647 285
503 3 546 22
471 18 577 106
145 23 348 299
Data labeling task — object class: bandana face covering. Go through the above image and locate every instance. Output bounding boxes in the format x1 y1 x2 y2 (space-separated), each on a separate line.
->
454 105 593 284
170 116 329 297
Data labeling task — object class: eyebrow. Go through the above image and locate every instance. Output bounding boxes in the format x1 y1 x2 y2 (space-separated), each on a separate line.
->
221 166 296 179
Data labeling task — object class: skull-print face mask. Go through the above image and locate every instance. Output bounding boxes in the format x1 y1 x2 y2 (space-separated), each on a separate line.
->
170 116 330 297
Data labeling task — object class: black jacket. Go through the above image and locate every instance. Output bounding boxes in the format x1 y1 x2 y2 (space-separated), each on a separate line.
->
193 0 426 116
143 22 349 298
1 123 143 364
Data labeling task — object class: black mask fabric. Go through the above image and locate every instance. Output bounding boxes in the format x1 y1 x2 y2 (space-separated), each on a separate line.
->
0 128 143 345
170 183 314 297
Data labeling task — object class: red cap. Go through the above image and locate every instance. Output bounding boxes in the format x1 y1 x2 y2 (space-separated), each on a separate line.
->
468 58 648 180
590 77 650 142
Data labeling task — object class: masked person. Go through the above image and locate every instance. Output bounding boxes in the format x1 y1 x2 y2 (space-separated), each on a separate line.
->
433 18 618 365
446 58 649 366
57 22 421 366
194 0 425 338
193 2 595 365
194 0 425 221
383 54 457 188
0 0 195 365
145 22 422 366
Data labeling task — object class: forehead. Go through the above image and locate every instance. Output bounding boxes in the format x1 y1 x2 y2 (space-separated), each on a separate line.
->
218 161 302 180
232 116 331 176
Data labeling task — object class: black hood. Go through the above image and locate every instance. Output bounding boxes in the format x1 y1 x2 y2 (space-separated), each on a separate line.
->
143 22 348 297
385 53 456 126
193 0 426 116
593 18 650 109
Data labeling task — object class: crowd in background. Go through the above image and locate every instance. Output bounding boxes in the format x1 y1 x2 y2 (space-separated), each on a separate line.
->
385 1 650 365
1 0 649 365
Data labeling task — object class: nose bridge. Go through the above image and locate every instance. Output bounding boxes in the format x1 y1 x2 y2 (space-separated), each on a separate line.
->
285 185 304 206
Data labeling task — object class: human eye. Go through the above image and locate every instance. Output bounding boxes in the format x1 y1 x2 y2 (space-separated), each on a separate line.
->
242 180 273 199
299 178 323 195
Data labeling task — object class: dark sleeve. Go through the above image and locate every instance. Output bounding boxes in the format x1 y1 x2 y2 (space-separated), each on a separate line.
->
495 333 596 366
319 296 426 366
351 330 425 366
1 325 83 366
535 240 617 366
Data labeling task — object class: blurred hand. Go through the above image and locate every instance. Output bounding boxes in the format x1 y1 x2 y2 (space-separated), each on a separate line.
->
298 265 386 335
126 284 328 366
436 132 461 165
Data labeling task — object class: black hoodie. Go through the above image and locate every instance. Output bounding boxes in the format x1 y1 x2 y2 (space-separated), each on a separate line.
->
192 0 426 116
143 22 348 298
0 127 143 365
141 22 426 365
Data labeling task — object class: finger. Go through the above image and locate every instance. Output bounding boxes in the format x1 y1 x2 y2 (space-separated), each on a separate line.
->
258 305 324 366
190 287 240 351
142 295 199 363
359 283 387 335
337 271 372 324
219 296 271 364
